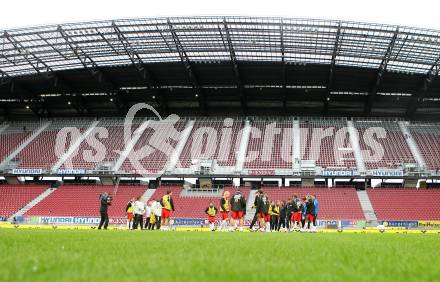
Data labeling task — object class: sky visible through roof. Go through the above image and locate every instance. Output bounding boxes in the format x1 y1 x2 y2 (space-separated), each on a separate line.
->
1 0 439 30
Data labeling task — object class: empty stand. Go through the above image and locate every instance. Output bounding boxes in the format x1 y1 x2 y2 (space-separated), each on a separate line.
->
16 120 92 171
407 122 440 171
355 120 415 169
60 119 142 170
301 119 356 169
263 187 365 220
148 186 250 219
367 188 440 220
120 120 186 174
0 122 40 163
0 185 48 218
25 185 147 218
244 120 292 169
1 117 439 172
178 119 243 168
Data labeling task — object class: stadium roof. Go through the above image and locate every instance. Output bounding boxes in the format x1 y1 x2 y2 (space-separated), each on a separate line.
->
0 16 440 119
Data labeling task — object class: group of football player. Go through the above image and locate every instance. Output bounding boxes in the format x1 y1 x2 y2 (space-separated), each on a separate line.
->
204 189 319 232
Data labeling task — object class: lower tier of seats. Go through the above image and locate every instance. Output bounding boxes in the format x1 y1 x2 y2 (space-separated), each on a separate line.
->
367 188 440 220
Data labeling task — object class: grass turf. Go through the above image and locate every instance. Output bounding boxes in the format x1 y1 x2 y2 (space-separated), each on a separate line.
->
0 229 439 282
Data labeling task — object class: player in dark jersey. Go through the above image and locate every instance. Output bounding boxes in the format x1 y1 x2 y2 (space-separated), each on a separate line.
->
291 195 303 231
249 189 262 231
304 195 316 232
278 201 287 231
256 193 270 232
230 190 246 231
285 198 294 231
301 197 307 230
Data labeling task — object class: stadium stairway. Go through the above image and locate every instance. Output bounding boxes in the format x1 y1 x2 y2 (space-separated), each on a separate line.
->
8 186 57 221
112 119 151 172
0 123 8 134
356 190 378 222
245 190 257 221
292 119 301 173
347 120 366 174
142 188 156 202
234 120 251 173
51 120 100 172
398 121 426 169
0 121 51 169
166 120 195 172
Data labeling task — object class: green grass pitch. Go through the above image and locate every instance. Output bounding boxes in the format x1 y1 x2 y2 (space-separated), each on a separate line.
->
1 229 439 282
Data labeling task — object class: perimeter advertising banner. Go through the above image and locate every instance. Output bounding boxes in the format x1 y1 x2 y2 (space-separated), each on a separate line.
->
19 217 436 229
35 217 127 225
381 221 419 228
11 168 43 175
247 170 276 176
370 170 404 177
417 221 440 228
320 170 355 177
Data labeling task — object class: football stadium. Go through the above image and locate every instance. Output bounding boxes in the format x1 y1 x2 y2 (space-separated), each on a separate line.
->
1 8 440 282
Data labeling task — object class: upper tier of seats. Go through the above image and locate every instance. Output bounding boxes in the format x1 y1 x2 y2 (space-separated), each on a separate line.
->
178 119 243 168
2 118 438 172
121 120 186 174
245 120 292 169
25 185 147 217
355 120 415 169
0 122 41 163
60 119 143 170
16 120 91 171
367 188 440 220
407 122 440 171
262 187 365 220
301 119 356 169
148 186 250 219
0 184 48 218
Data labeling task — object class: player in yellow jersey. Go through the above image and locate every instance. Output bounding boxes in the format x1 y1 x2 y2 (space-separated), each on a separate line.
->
205 202 218 231
219 191 230 231
160 190 175 231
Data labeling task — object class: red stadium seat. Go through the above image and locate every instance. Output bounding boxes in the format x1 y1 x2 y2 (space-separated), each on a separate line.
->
301 119 357 169
17 121 90 170
244 120 292 169
355 121 415 169
367 188 440 220
25 185 147 218
407 123 440 171
0 122 41 163
262 187 365 220
0 184 48 218
178 120 244 168
120 120 186 174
